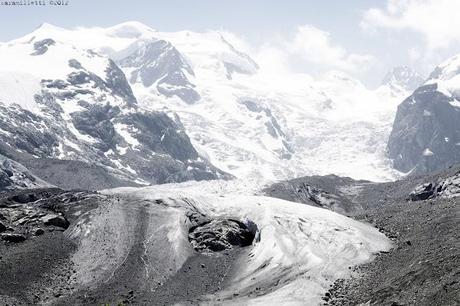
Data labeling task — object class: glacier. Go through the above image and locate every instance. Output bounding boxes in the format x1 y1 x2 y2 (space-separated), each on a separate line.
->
99 180 391 305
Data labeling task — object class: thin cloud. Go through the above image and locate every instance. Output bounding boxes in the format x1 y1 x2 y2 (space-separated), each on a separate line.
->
254 25 375 75
289 25 374 72
361 0 460 50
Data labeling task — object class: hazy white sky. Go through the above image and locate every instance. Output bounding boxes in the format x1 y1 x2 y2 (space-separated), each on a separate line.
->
1 0 460 87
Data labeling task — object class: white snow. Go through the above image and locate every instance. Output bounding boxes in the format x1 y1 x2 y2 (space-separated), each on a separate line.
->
449 99 460 108
0 32 132 120
425 54 460 102
0 72 42 113
13 21 158 59
423 148 434 156
116 144 128 155
135 67 403 182
114 123 140 149
111 159 137 174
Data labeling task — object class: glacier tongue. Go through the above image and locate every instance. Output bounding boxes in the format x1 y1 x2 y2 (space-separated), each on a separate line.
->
103 180 391 305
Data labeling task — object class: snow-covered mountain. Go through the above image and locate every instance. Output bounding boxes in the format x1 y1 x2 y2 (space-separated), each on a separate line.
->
388 55 460 174
0 27 228 188
0 21 417 186
381 66 424 95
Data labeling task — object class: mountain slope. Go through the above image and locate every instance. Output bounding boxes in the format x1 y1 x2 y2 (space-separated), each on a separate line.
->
118 39 200 104
0 33 228 187
0 154 50 191
388 55 460 174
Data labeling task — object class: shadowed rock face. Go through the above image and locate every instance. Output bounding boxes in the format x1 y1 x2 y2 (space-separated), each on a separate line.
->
409 170 460 201
388 83 460 174
105 59 138 107
119 40 201 104
31 38 56 56
188 219 257 253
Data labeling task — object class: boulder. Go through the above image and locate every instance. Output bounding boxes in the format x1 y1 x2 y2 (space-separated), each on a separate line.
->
41 214 70 229
1 233 26 243
34 228 45 236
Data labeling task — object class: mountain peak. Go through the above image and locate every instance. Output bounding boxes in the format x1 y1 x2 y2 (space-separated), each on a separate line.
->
33 22 66 34
381 66 424 92
427 54 460 82
36 22 60 30
107 21 156 38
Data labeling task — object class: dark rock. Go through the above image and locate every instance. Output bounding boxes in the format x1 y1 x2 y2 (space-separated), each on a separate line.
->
118 40 200 104
34 228 45 236
409 171 460 201
388 83 460 174
105 59 138 107
31 38 56 56
0 221 6 232
1 233 26 243
409 183 435 201
20 158 139 191
9 193 39 204
123 111 198 162
71 104 120 151
188 219 257 253
68 59 83 70
263 175 364 213
41 214 70 229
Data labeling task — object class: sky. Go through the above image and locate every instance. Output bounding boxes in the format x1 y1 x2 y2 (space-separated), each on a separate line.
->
1 0 460 87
